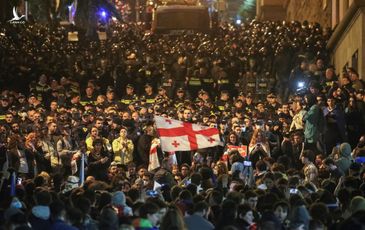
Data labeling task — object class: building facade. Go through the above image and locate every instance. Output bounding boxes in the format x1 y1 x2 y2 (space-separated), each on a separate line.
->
327 0 365 79
257 0 365 79
257 0 331 27
256 0 286 21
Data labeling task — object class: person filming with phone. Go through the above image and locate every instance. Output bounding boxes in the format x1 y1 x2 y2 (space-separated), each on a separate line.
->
249 129 270 167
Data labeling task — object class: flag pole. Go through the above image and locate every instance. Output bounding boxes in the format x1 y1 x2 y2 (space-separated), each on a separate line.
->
10 172 16 197
79 151 85 185
25 0 28 21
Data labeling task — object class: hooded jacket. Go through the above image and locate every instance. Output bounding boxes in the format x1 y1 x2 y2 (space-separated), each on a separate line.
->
29 205 52 230
336 143 352 174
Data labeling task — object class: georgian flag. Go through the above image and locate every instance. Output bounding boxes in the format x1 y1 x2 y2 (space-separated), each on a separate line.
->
148 138 160 171
154 116 221 152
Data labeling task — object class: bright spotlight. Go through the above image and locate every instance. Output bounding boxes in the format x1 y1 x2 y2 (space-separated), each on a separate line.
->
99 9 107 18
297 81 305 88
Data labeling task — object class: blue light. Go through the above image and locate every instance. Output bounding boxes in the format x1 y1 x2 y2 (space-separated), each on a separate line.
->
68 5 72 9
236 19 241 25
99 9 107 18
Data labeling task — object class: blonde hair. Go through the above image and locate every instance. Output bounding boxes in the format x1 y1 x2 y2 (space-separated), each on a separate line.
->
249 129 267 147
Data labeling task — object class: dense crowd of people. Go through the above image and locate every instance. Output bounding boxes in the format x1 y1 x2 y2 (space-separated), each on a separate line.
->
1 18 365 230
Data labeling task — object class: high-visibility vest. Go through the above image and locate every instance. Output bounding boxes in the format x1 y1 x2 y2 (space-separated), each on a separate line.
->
80 101 95 106
188 77 201 86
146 98 155 104
203 78 214 83
120 99 132 105
218 79 229 84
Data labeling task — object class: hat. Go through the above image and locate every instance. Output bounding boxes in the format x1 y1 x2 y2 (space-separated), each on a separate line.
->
62 176 79 193
238 92 246 97
267 93 277 98
198 89 207 95
126 84 134 89
350 196 365 214
256 100 264 105
246 93 253 98
1 95 9 101
107 86 115 93
18 94 25 99
177 87 184 93
195 98 204 103
145 83 152 88
111 191 126 207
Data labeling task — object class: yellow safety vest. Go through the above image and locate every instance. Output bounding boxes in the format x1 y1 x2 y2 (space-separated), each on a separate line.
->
189 77 201 86
218 79 229 84
146 98 155 104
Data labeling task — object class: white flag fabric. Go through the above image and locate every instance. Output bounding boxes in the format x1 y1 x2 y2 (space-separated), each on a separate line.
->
148 138 160 171
154 116 221 152
168 151 177 166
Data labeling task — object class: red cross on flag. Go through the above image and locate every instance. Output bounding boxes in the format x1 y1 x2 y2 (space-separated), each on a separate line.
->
155 116 221 152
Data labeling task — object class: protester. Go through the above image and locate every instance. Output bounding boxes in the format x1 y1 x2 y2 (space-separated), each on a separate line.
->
0 14 365 230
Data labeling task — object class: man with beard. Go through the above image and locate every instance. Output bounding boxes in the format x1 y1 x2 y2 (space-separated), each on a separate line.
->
42 122 62 174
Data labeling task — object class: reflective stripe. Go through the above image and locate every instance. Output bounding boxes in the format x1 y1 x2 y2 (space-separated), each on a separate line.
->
218 79 229 84
120 99 132 104
218 106 225 111
189 77 201 86
203 78 214 83
189 81 201 86
80 101 95 106
146 99 155 104
0 115 5 120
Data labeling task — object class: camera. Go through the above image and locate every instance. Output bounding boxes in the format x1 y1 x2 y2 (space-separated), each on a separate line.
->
146 190 159 197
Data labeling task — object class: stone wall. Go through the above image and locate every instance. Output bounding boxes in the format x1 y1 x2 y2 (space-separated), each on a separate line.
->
285 0 332 27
